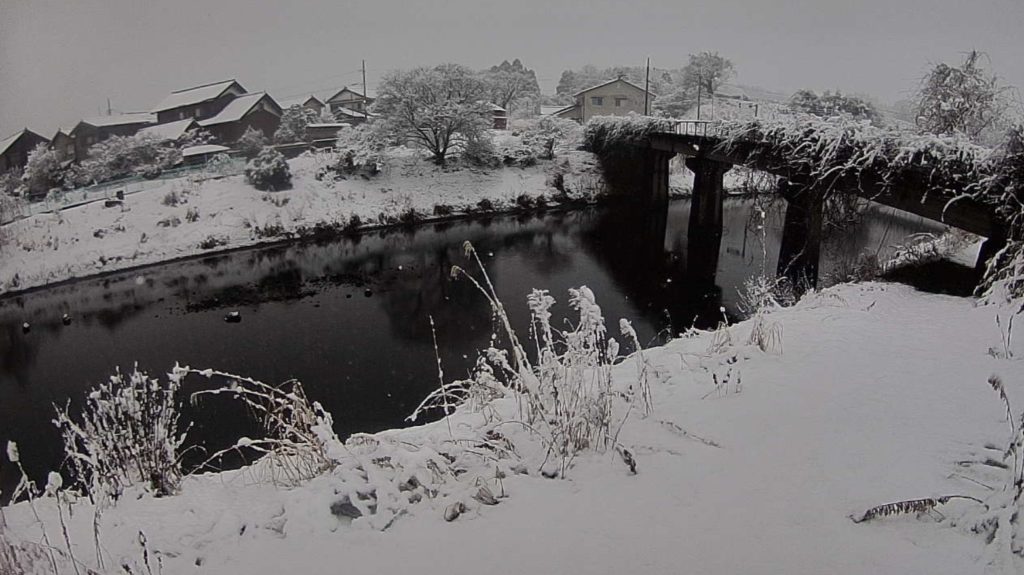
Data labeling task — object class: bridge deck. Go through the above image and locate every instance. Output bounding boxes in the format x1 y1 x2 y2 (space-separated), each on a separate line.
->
647 125 999 239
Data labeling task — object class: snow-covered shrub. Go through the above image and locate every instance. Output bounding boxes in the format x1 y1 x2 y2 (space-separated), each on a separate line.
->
245 147 292 191
492 135 537 167
77 133 181 185
52 365 188 500
235 126 267 159
333 123 388 174
462 133 501 168
411 241 652 478
275 105 320 143
179 126 214 147
518 116 583 159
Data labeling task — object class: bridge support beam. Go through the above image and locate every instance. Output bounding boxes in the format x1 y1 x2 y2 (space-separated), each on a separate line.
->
685 157 731 283
777 180 825 293
643 150 674 210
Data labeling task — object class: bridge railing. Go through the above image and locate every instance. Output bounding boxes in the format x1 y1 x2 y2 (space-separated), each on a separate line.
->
670 120 727 138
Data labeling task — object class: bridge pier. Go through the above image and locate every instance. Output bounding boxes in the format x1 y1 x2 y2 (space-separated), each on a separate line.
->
777 180 825 292
685 157 731 282
643 150 674 210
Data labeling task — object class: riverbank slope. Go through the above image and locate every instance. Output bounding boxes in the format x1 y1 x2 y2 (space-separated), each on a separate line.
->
3 281 1022 573
0 150 604 296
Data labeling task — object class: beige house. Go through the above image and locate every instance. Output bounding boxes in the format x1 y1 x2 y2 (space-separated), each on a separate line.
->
554 78 655 123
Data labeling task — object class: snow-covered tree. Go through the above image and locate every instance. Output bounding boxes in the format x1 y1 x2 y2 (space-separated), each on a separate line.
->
481 59 541 117
275 105 320 143
180 126 214 147
681 52 735 96
22 143 65 197
236 126 267 159
790 90 879 122
915 50 1010 142
375 63 492 165
78 133 181 184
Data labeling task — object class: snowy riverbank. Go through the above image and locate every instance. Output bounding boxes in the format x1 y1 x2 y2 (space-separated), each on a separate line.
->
3 281 1022 574
0 150 604 296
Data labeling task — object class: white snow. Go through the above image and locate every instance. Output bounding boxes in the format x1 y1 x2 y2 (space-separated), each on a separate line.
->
78 113 156 128
0 149 603 294
3 282 1021 573
199 93 275 126
181 144 230 157
137 119 198 142
151 80 240 113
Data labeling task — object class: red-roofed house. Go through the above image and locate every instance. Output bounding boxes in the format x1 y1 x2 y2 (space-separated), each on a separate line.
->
151 80 248 124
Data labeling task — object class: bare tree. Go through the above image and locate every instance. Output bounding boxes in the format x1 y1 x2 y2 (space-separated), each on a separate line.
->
376 64 491 165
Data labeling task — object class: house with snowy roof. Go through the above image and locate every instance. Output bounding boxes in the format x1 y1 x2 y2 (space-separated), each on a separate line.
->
0 129 50 174
50 127 76 161
151 80 248 124
137 119 200 144
326 86 374 116
280 95 326 115
553 77 656 123
70 113 156 161
198 92 283 144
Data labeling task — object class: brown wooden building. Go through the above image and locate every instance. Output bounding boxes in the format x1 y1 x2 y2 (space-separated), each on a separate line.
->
151 80 247 124
50 127 76 160
0 129 50 174
198 92 283 144
70 113 156 161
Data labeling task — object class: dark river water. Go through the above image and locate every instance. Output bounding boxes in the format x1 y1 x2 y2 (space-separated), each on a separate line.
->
0 198 956 495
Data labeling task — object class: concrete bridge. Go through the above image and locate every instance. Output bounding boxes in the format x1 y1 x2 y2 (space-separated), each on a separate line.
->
631 120 1002 290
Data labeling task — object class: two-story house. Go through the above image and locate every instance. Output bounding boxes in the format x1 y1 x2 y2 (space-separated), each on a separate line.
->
151 80 248 124
553 78 655 123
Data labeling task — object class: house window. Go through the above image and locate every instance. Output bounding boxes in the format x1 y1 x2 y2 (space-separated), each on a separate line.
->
591 96 603 106
178 111 186 120
615 97 628 107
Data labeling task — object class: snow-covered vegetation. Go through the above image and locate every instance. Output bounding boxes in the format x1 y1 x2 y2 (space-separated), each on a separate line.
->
244 147 292 191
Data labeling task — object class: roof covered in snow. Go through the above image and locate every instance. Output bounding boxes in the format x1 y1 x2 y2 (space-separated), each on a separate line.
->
151 80 245 113
0 129 48 157
280 95 324 109
199 93 282 127
332 106 375 119
78 113 156 129
181 144 230 157
137 119 199 141
326 86 373 103
574 78 656 98
306 123 348 129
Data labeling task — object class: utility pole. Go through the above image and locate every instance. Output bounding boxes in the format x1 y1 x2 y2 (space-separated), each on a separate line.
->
107 98 112 116
361 59 368 120
644 57 650 116
696 73 702 121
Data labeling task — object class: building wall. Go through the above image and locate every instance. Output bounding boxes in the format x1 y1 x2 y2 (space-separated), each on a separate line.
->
51 133 75 160
72 123 151 161
0 132 49 174
578 81 650 122
208 109 282 144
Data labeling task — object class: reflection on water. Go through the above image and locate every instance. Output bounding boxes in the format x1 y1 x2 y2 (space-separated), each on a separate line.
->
0 198 947 495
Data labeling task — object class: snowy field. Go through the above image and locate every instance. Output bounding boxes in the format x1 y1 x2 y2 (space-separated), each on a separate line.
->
3 281 1023 574
0 150 604 296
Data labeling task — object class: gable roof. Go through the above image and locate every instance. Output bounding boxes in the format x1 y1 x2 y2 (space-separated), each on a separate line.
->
198 93 282 126
281 94 324 109
574 78 656 98
182 144 230 157
77 113 156 129
151 79 245 113
327 86 372 103
137 119 199 141
0 129 49 157
332 106 376 119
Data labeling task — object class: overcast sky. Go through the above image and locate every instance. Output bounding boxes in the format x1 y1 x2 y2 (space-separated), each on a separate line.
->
2 0 1023 136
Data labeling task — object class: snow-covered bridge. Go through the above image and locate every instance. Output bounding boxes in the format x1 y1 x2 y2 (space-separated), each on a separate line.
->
609 118 1002 289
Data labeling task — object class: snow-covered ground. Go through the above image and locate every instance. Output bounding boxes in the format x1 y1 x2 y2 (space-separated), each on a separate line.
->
3 281 1022 574
0 150 604 296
